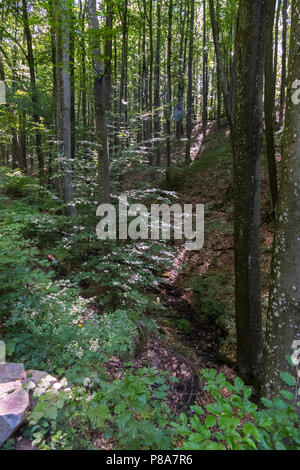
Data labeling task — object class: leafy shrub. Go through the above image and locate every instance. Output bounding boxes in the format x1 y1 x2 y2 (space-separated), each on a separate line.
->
28 367 176 450
5 280 140 379
191 271 234 327
173 369 300 450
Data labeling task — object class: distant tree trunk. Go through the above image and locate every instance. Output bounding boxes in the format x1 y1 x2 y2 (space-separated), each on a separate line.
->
165 0 173 183
87 0 111 203
176 0 187 140
56 0 75 214
154 0 161 165
263 0 300 400
79 0 87 131
119 0 128 129
202 0 208 137
22 0 44 182
49 0 57 129
209 0 233 129
185 0 194 165
19 113 27 173
104 0 113 111
279 0 288 126
69 3 75 159
231 0 270 390
273 0 282 122
264 0 279 213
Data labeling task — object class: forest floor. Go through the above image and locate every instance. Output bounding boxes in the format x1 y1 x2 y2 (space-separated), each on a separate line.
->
119 122 277 424
1 122 279 450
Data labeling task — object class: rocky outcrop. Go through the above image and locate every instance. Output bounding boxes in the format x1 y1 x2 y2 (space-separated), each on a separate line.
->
0 363 65 448
0 364 29 447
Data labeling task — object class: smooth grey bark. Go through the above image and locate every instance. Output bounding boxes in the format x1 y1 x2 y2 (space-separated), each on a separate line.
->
154 0 161 165
185 0 194 165
56 0 75 215
264 0 279 213
263 0 300 401
209 0 233 130
231 0 269 389
273 0 282 117
22 0 44 182
279 0 288 127
202 0 208 137
87 0 111 204
165 0 173 183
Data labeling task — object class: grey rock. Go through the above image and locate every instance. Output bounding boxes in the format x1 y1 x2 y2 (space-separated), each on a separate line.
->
0 380 29 447
23 370 58 410
0 363 26 384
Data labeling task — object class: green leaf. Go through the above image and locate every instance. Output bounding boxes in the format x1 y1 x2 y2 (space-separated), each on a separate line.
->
219 415 240 429
280 390 295 400
205 415 217 428
275 441 287 450
243 422 261 441
280 371 296 387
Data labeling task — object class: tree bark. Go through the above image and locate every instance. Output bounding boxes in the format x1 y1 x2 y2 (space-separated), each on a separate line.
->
263 0 300 401
231 0 269 390
165 0 173 183
154 0 161 165
22 0 44 182
264 0 279 213
185 0 194 165
56 0 75 214
279 0 288 127
87 0 111 204
209 0 233 130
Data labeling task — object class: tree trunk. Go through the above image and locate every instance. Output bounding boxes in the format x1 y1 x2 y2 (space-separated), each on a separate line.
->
202 0 208 137
279 0 288 126
87 0 111 204
185 0 194 165
165 0 173 183
154 0 161 165
231 0 269 390
104 0 113 112
264 0 279 213
209 0 233 130
22 0 44 182
56 0 75 214
263 0 300 401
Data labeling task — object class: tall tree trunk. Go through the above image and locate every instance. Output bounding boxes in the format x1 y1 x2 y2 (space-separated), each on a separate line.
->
209 0 233 129
56 0 75 214
202 0 208 137
273 0 282 123
104 0 113 111
69 3 75 159
119 0 128 130
264 0 279 213
231 0 270 390
185 0 194 164
263 0 300 401
87 0 111 203
22 0 44 182
279 0 288 126
165 0 173 183
176 0 187 140
154 0 161 165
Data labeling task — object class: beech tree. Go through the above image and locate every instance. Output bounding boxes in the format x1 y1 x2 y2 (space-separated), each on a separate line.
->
264 0 300 400
87 0 111 203
56 0 75 215
230 0 271 388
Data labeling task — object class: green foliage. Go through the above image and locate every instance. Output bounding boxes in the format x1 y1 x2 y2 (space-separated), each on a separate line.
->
28 367 176 450
191 270 234 327
174 318 191 332
173 369 300 450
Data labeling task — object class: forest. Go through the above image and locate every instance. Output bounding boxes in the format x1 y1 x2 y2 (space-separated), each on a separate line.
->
0 0 299 452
